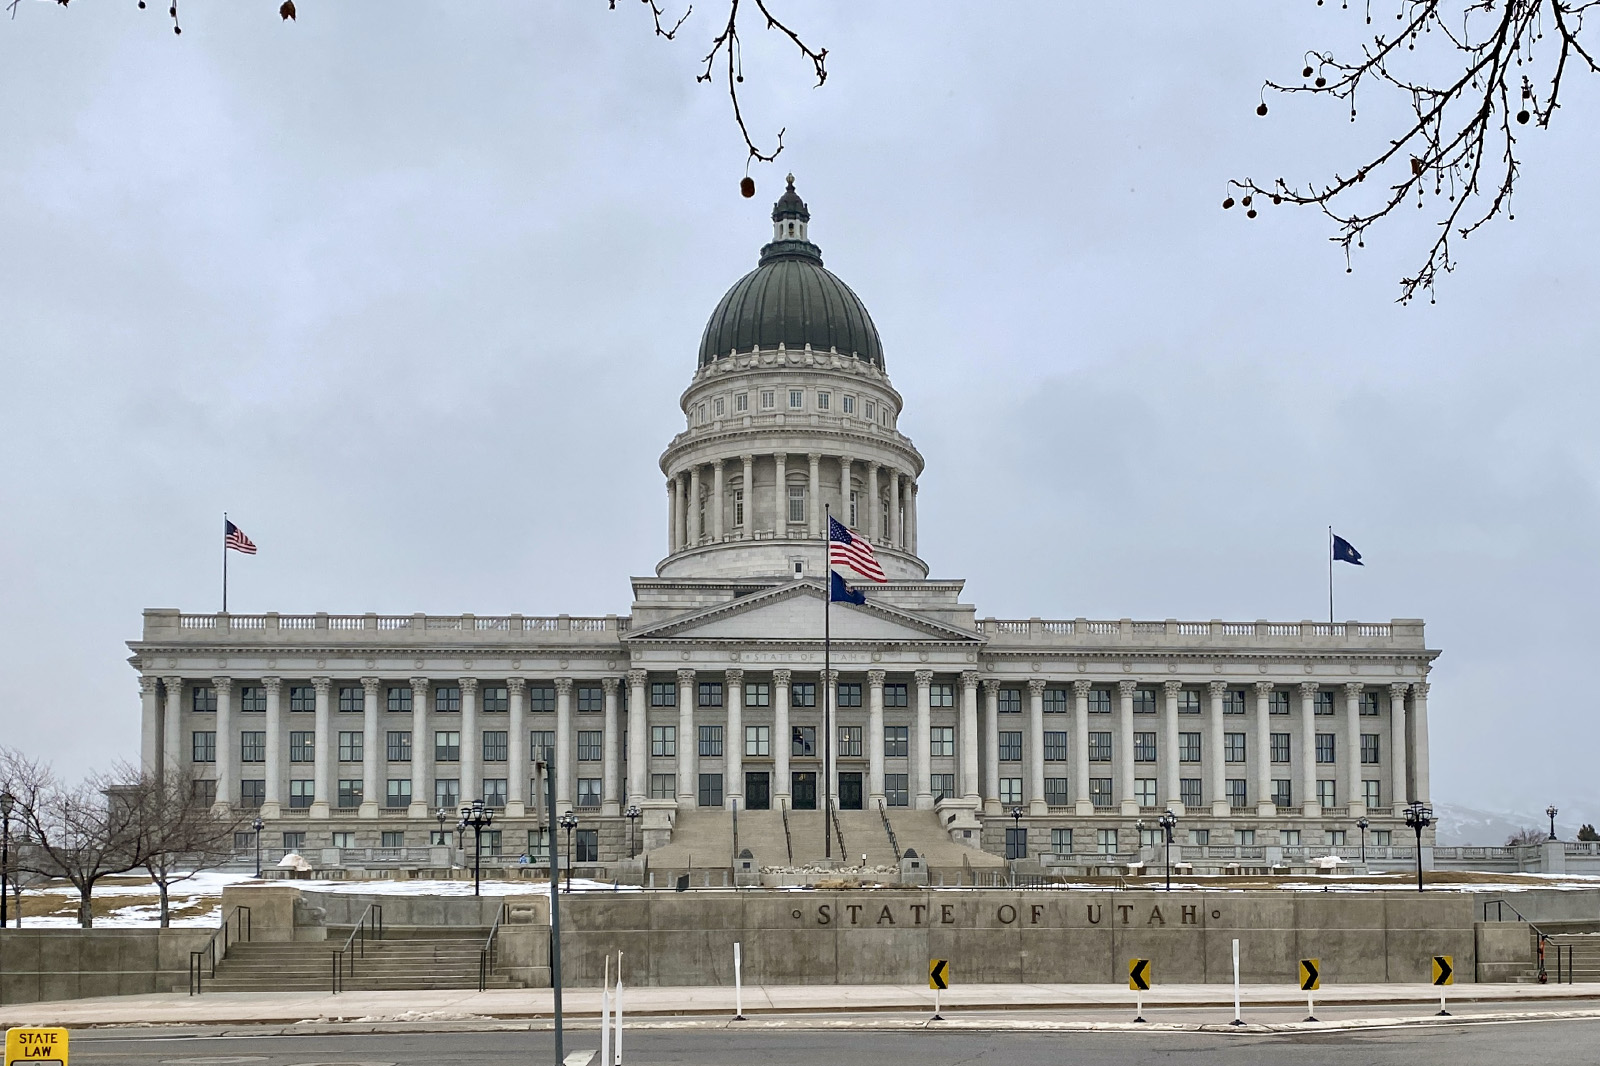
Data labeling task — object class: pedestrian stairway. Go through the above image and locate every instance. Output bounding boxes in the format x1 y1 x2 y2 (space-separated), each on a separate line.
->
202 927 513 992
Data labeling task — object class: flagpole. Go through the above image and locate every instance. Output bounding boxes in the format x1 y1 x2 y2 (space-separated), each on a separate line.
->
1327 525 1333 626
823 505 833 862
223 512 229 614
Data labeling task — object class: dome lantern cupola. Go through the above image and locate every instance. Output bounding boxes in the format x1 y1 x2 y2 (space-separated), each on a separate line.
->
771 172 810 243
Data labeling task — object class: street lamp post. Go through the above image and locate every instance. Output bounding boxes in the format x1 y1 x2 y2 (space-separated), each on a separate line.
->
1159 808 1178 892
1 790 14 928
251 816 265 877
625 804 642 858
1008 805 1024 886
1547 805 1560 841
1356 817 1369 866
1403 801 1433 893
459 800 494 897
566 809 585 889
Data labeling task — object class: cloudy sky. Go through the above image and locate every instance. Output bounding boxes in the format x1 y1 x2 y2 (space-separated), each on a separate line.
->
3 2 1595 829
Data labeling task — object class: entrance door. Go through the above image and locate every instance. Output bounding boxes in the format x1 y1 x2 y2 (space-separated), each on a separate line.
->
839 772 863 811
791 771 817 810
744 772 770 811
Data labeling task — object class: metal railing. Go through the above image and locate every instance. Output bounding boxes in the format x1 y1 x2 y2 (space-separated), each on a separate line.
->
878 800 902 862
188 905 251 995
479 901 508 991
1482 897 1570 984
330 901 384 993
780 804 793 865
831 806 848 860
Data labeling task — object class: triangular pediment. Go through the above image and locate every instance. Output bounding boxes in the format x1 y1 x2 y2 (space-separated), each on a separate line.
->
625 581 983 646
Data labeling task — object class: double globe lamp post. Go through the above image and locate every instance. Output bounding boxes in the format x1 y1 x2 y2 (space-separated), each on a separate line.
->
624 805 642 859
559 811 580 892
459 800 495 897
251 816 265 877
1403 801 1433 893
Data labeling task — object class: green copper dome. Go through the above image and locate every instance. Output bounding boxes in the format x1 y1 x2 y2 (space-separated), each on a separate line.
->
697 178 884 369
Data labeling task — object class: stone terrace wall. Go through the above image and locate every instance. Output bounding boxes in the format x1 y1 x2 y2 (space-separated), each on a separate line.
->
0 928 213 1005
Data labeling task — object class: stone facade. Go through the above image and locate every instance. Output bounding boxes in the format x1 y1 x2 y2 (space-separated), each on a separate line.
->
126 180 1439 869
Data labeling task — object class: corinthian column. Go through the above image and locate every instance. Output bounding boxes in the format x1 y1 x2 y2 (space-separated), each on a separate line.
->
1072 679 1092 815
1162 680 1181 814
1029 679 1049 815
675 473 688 551
712 459 725 541
162 677 184 777
960 671 980 802
1206 680 1227 816
627 670 648 805
139 676 160 776
409 677 431 818
552 677 571 814
906 481 919 554
1299 682 1319 815
666 480 678 554
982 679 1000 813
1254 681 1273 817
687 466 702 546
360 676 381 818
740 455 755 537
807 453 822 537
601 677 621 815
1116 680 1137 816
213 676 235 814
1412 681 1431 802
262 676 283 817
913 670 933 809
1345 682 1365 814
867 670 886 806
773 453 787 536
773 670 792 808
677 668 697 806
461 676 481 809
839 455 853 526
888 470 902 548
724 669 744 810
310 676 332 818
867 464 881 542
507 677 528 817
1389 682 1410 805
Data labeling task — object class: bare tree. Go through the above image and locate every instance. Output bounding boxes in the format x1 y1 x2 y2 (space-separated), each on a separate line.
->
1232 1 1600 303
1506 825 1547 846
128 767 242 927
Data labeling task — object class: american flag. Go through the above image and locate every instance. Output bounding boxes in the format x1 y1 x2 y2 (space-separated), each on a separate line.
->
828 515 886 582
225 519 257 555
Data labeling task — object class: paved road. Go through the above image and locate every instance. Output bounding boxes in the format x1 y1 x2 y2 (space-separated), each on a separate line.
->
70 1017 1600 1065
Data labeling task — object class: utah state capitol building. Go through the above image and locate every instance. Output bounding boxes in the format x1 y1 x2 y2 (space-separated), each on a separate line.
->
129 178 1440 872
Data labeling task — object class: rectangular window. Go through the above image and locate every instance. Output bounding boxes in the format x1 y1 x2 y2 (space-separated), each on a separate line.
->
1005 826 1027 860
1270 732 1291 764
1363 779 1381 808
1089 778 1113 808
1317 780 1337 807
1360 733 1380 764
1134 732 1157 763
482 779 508 808
338 686 364 713
885 774 909 807
434 778 460 809
387 731 412 762
282 831 306 850
1188 829 1210 846
1237 829 1256 846
816 391 830 411
1044 778 1070 806
1043 731 1068 762
574 730 601 761
791 682 816 708
1269 690 1291 715
714 396 725 418
884 725 908 758
649 773 676 800
239 686 266 712
1095 828 1118 857
744 682 770 707
1223 689 1246 715
733 489 745 526
736 392 749 413
837 682 862 708
1180 730 1204 760
1315 733 1336 763
745 725 770 756
788 485 806 524
1133 688 1157 715
842 394 855 415
1226 779 1248 808
434 686 462 713
240 731 265 763
387 686 413 713
650 725 676 757
1051 827 1073 856
1180 778 1202 808
697 682 723 708
1282 829 1303 846
1272 779 1293 807
838 725 862 757
386 779 412 808
884 683 909 708
998 689 1022 715
191 685 217 713
864 400 875 420
528 685 556 712
929 683 955 708
380 831 404 849
482 686 509 713
483 731 509 762
1178 690 1202 715
337 779 362 808
761 389 775 410
1088 731 1112 762
1328 829 1347 846
529 730 554 763
1224 732 1246 763
792 725 816 757
1088 689 1112 714
1360 691 1382 716
575 828 598 862
998 731 1023 762
289 731 314 763
577 778 602 808
650 681 677 707
698 773 723 807
788 388 804 409
1373 829 1392 846
288 686 314 712
1000 778 1024 805
288 780 314 809
338 731 363 762
1139 826 1160 847
930 774 954 801
1314 691 1335 716
1135 778 1158 807
697 725 722 757
1043 689 1068 714
435 731 461 762
930 726 955 758
191 731 216 763
239 779 264 809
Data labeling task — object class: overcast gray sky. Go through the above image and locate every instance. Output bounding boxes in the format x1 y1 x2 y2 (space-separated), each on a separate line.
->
3 2 1596 828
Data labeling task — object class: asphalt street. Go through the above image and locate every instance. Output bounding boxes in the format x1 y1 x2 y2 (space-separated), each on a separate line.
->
70 1016 1600 1066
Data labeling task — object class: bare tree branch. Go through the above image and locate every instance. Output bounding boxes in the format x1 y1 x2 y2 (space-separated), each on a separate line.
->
1233 1 1600 303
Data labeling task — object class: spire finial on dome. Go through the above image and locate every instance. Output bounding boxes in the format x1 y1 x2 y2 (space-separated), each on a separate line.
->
772 175 810 225
785 172 796 189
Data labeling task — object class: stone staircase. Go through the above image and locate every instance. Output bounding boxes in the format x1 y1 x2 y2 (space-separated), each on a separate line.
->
203 927 513 992
1516 931 1600 983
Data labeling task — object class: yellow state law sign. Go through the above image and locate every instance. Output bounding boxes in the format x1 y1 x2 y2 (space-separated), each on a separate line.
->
5 1027 68 1065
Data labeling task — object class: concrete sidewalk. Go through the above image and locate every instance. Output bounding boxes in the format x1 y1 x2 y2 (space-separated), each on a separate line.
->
2 982 1597 1030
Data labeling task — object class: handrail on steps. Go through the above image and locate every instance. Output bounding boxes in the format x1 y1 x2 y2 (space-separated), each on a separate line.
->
188 905 251 995
878 799 902 862
831 805 848 861
780 802 793 865
480 901 508 991
330 901 384 994
1482 897 1570 984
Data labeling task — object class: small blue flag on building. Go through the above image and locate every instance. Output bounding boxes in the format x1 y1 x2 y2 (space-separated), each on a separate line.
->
1332 534 1363 566
830 569 866 605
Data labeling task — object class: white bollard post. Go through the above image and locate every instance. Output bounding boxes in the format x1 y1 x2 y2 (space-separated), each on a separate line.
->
733 942 745 1020
614 952 624 1065
1230 938 1242 1026
600 954 611 1066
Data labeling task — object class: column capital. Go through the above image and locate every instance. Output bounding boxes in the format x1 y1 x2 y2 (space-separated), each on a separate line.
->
1163 679 1183 696
913 669 934 687
712 456 725 470
627 668 648 687
312 676 331 695
1072 678 1093 697
410 675 431 691
1299 680 1320 698
212 675 233 691
1254 679 1274 696
676 668 696 686
263 675 282 694
981 677 1001 695
868 669 887 687
139 675 159 696
1389 681 1410 699
773 668 792 685
723 668 744 687
162 675 184 693
507 676 528 695
554 677 574 695
1029 678 1048 696
960 671 979 689
1344 681 1364 697
460 676 480 695
821 669 839 685
1207 679 1227 697
807 452 821 463
1414 681 1430 699
361 676 381 694
740 453 754 464
1117 679 1138 696
601 676 621 695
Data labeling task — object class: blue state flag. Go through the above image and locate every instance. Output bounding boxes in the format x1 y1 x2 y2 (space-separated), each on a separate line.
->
830 569 866 605
1332 534 1363 566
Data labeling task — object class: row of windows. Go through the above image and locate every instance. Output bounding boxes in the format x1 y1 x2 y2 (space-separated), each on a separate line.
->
258 828 604 863
1002 824 1397 859
690 388 892 427
186 683 612 715
982 777 1385 810
650 680 946 709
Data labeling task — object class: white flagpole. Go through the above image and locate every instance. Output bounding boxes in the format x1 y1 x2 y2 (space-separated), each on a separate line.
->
222 512 229 614
1327 526 1334 625
600 953 611 1066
